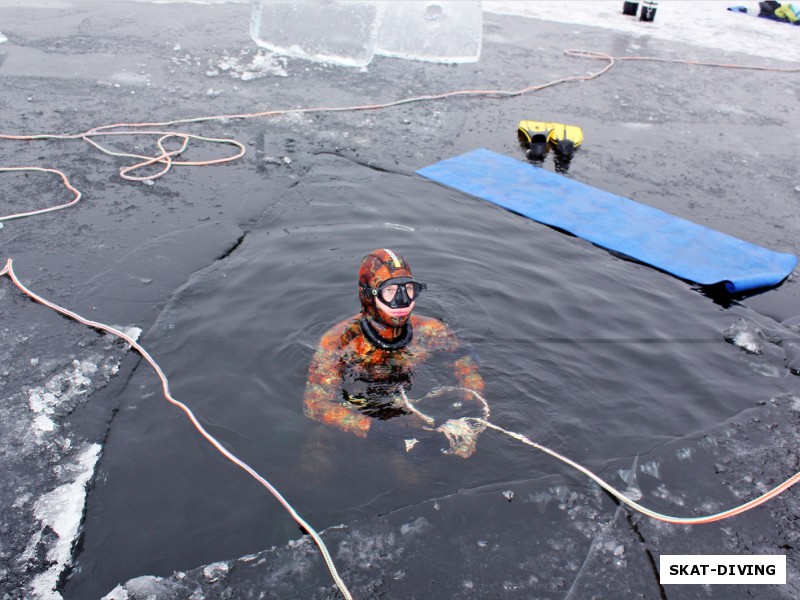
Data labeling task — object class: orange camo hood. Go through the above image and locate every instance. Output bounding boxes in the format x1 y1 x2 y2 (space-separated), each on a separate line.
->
358 248 413 320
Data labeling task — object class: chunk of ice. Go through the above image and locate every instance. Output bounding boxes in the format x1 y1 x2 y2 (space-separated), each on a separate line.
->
203 561 230 583
250 0 383 68
376 1 483 63
250 1 483 67
723 319 762 354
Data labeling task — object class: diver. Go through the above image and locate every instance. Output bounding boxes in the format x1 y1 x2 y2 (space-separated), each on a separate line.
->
303 248 486 457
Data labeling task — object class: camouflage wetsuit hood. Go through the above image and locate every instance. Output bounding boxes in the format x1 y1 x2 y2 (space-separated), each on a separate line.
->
358 248 415 347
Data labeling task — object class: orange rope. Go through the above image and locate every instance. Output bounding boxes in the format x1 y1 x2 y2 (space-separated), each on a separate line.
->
0 167 82 221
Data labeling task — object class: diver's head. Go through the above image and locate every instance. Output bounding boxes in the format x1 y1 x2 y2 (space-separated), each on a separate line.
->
358 248 426 330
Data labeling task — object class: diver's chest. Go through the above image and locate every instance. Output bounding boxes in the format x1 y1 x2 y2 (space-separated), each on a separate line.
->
347 344 432 376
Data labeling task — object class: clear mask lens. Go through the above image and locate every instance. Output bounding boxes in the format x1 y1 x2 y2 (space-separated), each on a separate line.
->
379 282 422 304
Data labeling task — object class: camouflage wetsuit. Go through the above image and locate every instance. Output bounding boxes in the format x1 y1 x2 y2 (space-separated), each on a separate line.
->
303 249 484 439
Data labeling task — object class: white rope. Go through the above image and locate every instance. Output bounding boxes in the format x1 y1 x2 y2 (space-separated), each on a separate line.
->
406 387 800 525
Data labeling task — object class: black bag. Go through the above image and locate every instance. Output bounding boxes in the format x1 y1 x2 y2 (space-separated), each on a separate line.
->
759 0 782 17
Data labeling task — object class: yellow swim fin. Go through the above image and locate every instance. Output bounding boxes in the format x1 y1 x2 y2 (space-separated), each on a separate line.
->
517 120 551 159
547 123 584 156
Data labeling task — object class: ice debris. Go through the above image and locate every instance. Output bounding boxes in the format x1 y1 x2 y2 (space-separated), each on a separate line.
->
639 460 660 479
209 50 288 81
26 353 123 439
723 318 799 375
203 561 230 583
101 575 188 600
399 517 429 536
597 540 625 557
28 443 101 600
723 319 764 354
617 468 643 501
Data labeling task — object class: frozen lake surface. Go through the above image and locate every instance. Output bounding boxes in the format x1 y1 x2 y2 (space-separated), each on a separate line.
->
0 1 798 599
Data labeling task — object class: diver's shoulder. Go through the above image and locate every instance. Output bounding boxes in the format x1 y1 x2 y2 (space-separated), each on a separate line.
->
319 315 361 345
410 314 452 335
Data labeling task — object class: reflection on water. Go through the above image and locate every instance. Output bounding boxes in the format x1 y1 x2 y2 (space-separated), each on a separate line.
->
67 153 799 598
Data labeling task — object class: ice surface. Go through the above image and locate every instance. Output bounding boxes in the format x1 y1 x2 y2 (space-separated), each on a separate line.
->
0 314 136 599
107 0 800 64
484 0 800 61
250 0 383 68
27 356 106 437
101 576 186 600
376 1 482 63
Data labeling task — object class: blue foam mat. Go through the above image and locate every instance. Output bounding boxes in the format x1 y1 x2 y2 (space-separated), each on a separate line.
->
417 149 797 293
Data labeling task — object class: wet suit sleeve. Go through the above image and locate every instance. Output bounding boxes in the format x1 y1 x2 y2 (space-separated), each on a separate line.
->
303 333 372 438
453 353 485 400
434 321 485 403
416 317 486 405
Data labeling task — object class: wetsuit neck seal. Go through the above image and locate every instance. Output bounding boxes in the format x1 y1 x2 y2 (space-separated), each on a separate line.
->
360 316 413 351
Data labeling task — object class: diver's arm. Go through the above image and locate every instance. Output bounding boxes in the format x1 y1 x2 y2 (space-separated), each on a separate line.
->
453 354 485 400
434 321 485 402
416 317 486 403
303 345 372 438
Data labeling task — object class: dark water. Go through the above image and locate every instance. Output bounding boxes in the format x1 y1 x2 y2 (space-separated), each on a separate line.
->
66 152 799 598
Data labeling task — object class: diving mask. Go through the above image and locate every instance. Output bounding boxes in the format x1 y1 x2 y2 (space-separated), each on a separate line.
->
360 277 426 309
